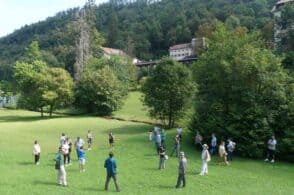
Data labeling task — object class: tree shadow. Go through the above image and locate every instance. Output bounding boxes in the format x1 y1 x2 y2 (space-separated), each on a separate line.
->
17 161 33 166
103 124 151 135
0 115 73 123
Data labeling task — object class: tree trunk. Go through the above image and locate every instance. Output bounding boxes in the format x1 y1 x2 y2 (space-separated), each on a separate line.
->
41 107 44 117
49 105 53 117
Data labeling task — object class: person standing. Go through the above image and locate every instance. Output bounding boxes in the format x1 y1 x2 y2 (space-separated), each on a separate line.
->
62 140 70 166
176 126 183 142
60 133 66 146
33 140 41 165
160 129 166 147
175 152 187 188
87 130 93 151
264 135 277 163
66 137 72 165
158 145 166 170
195 131 203 150
104 152 120 192
109 131 115 148
219 141 229 165
199 144 211 176
155 132 161 154
77 146 86 172
75 137 84 158
149 130 153 141
210 133 217 155
54 147 67 187
170 135 180 157
227 139 236 161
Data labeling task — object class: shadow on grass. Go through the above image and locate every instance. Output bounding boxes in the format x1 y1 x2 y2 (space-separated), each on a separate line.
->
156 184 174 189
34 180 58 186
103 124 151 135
17 161 34 166
0 115 73 123
82 187 105 192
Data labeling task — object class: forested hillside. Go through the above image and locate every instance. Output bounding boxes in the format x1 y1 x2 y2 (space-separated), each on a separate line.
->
0 0 276 81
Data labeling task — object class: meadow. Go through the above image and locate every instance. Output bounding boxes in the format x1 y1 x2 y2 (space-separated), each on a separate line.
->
0 93 293 195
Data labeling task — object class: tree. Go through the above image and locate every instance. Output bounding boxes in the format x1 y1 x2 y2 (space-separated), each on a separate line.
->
142 57 195 128
14 60 74 117
191 23 291 158
75 66 124 115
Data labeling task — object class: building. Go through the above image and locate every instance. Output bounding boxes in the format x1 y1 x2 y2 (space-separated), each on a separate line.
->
101 47 127 58
271 0 294 47
169 38 206 60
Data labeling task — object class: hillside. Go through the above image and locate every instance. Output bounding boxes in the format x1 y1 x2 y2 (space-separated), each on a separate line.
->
0 0 276 81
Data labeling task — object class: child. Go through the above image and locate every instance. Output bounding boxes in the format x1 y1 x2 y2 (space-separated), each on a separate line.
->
33 140 41 165
199 144 210 175
77 146 86 172
87 130 93 150
219 141 229 165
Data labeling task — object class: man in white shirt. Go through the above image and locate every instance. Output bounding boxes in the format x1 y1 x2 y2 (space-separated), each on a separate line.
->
62 141 70 165
264 135 277 163
60 133 66 146
33 140 41 165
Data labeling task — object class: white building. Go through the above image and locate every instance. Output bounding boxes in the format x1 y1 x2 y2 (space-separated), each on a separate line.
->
169 38 206 60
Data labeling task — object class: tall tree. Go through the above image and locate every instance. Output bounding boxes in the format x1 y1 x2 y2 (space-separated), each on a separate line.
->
142 57 195 128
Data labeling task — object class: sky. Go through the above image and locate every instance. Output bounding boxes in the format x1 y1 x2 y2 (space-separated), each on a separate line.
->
0 0 108 38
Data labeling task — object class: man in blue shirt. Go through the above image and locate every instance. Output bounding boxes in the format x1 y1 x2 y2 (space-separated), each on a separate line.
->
104 152 120 192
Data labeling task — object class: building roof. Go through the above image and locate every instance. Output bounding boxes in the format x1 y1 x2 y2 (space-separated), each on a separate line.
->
101 47 126 56
169 43 191 50
272 0 294 12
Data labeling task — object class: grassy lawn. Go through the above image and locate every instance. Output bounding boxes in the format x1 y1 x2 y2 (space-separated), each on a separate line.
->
113 91 154 123
0 109 293 195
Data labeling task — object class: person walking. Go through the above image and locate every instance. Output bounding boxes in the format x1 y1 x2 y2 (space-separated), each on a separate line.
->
75 137 84 158
210 133 217 155
33 140 41 165
175 152 187 188
109 131 115 148
170 134 180 157
104 152 120 192
199 144 211 176
195 131 203 150
176 126 183 142
77 146 86 172
60 133 66 146
264 135 277 163
158 145 166 170
227 139 236 161
219 141 229 165
54 147 67 187
66 137 72 165
87 130 93 151
149 130 153 141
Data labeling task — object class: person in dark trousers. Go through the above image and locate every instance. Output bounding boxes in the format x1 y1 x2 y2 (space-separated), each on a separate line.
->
109 131 115 148
264 135 277 163
175 152 187 188
158 145 166 170
170 134 180 157
104 152 120 192
227 139 236 161
33 140 41 165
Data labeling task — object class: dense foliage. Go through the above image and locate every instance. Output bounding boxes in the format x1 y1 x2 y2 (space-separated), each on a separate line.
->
190 24 294 161
142 57 195 128
0 0 277 82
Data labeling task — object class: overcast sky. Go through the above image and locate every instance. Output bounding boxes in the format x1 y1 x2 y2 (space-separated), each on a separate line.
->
0 0 108 38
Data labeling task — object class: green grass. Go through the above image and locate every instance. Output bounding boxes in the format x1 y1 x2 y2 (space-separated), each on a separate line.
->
113 91 154 123
0 109 293 195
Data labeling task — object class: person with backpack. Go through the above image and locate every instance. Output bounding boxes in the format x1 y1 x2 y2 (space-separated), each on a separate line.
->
54 147 67 187
199 144 211 176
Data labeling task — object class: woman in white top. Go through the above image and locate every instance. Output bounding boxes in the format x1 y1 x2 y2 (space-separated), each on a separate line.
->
199 144 211 175
33 140 41 165
219 141 229 165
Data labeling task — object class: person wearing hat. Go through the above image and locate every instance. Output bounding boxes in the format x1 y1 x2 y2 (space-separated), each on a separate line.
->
199 144 211 176
175 151 187 188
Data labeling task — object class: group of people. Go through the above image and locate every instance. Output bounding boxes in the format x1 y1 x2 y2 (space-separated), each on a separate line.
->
32 126 278 192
